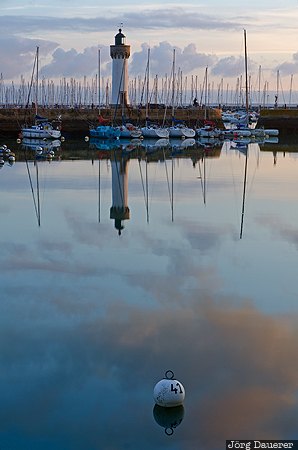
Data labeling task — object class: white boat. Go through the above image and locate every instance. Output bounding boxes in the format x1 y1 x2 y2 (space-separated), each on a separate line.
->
141 126 169 139
22 119 61 139
221 110 260 130
196 125 222 138
21 47 62 140
167 51 196 140
116 123 142 138
168 125 195 138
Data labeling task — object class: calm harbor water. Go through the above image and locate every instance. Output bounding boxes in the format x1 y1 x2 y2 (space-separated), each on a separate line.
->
1 136 298 449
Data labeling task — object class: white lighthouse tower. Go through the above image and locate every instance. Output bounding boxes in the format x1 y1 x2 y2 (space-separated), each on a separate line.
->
110 28 130 106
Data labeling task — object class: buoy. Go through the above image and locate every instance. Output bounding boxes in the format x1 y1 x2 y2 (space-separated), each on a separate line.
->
85 136 89 142
16 138 21 144
61 136 65 142
153 370 185 407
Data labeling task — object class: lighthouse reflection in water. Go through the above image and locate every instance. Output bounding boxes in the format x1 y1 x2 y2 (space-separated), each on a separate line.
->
110 152 130 235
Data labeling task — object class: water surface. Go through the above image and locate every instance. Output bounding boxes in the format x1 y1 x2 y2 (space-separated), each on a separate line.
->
0 137 298 449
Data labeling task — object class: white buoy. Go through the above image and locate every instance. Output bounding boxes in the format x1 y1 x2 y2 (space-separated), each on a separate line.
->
61 136 65 142
85 136 89 142
153 370 185 408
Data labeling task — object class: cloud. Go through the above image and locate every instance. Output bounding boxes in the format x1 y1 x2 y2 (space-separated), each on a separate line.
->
211 55 257 78
0 9 240 35
130 41 217 77
40 46 111 78
0 35 58 79
0 34 217 80
123 8 240 31
275 52 298 76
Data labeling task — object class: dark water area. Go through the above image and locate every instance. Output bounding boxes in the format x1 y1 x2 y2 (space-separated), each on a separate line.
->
0 136 298 449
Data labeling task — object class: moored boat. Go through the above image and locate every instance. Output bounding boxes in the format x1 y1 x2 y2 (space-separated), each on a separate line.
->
90 125 121 139
168 125 196 138
22 116 61 139
21 47 62 140
141 126 169 139
116 123 142 138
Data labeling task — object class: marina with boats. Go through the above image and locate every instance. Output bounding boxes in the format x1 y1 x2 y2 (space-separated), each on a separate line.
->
1 28 298 145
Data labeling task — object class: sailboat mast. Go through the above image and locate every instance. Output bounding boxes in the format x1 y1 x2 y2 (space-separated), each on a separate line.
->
35 46 39 117
171 49 175 126
98 48 101 114
204 67 208 120
258 65 261 106
289 74 293 106
244 30 249 120
145 48 150 125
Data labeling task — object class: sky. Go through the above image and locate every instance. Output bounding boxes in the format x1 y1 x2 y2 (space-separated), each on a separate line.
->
1 0 298 92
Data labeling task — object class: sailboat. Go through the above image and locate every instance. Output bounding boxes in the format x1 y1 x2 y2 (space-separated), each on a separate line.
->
90 116 121 139
21 47 61 139
225 33 278 139
141 49 170 139
168 50 196 139
89 50 121 139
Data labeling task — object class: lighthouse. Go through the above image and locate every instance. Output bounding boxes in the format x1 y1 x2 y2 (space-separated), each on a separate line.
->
110 28 130 106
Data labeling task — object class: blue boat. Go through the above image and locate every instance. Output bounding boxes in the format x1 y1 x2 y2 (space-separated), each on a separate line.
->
89 125 121 139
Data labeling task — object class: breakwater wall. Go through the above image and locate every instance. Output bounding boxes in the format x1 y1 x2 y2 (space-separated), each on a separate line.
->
258 108 298 134
0 106 221 137
0 106 298 137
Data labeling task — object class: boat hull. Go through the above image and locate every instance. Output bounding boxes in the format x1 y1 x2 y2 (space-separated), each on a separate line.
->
117 126 142 138
90 126 121 139
141 127 169 139
169 127 196 138
22 126 61 139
